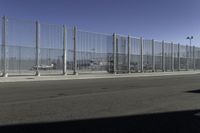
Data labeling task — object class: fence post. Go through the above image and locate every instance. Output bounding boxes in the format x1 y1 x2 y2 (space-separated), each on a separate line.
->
186 45 189 71
116 36 119 73
73 26 77 75
35 20 40 76
19 46 21 74
162 40 165 72
140 37 143 72
171 42 174 71
178 43 181 71
63 25 67 75
128 35 131 73
113 33 117 74
2 16 8 77
152 39 155 72
193 46 196 70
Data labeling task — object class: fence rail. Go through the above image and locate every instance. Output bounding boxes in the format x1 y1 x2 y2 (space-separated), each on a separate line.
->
0 16 199 77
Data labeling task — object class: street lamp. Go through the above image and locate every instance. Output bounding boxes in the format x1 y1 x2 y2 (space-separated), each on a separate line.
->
186 36 193 59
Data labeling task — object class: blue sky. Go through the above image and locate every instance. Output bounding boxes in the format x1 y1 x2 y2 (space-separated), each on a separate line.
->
0 0 200 46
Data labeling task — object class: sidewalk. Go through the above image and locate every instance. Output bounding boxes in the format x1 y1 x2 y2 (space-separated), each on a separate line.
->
0 71 199 83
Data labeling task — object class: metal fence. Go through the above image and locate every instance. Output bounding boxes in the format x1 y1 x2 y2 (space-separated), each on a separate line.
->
0 16 200 77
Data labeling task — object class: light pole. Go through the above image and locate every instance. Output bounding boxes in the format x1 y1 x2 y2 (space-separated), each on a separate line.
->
186 36 193 59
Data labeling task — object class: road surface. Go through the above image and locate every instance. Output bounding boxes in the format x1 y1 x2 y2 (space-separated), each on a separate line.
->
0 74 200 132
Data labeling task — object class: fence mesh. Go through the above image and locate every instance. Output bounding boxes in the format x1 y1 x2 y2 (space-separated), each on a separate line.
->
7 18 36 47
143 39 152 72
76 30 112 73
40 23 63 75
130 37 141 72
173 44 179 70
7 46 35 75
0 19 2 74
195 47 200 69
116 35 128 73
66 28 74 74
164 42 172 71
154 41 162 71
1 17 200 76
6 18 36 75
0 19 1 43
188 46 194 70
179 45 187 70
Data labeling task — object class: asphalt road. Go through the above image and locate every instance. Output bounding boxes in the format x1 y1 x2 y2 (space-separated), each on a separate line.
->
1 74 200 132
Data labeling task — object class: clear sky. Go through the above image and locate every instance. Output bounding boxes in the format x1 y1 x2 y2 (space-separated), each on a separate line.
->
0 0 200 46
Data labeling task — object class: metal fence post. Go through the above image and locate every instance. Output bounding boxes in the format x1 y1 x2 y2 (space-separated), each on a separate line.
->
35 20 40 76
116 36 119 73
113 33 117 74
63 25 67 75
162 40 165 72
73 26 77 75
193 46 196 70
171 42 174 71
186 45 189 71
152 39 155 72
140 37 143 72
178 43 181 71
128 35 131 73
2 16 8 77
19 46 21 74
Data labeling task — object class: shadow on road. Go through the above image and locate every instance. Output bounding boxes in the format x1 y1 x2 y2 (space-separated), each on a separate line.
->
1 110 200 133
186 89 200 94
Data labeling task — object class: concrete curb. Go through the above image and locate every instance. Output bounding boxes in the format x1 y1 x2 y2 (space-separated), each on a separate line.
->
0 71 199 83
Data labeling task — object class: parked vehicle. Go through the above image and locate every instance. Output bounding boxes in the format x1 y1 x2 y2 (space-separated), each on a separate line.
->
31 63 56 70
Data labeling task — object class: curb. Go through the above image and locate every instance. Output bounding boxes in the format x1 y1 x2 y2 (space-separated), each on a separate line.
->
0 71 200 83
